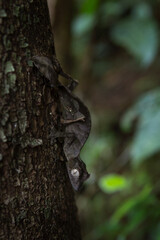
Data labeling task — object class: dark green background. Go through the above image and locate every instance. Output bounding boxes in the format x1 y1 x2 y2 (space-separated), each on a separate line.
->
56 0 160 239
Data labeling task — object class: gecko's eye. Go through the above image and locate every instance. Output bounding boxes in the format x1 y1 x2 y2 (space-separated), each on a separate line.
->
71 168 80 177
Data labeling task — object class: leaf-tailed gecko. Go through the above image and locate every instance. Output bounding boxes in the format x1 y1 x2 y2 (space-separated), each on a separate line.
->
32 56 91 191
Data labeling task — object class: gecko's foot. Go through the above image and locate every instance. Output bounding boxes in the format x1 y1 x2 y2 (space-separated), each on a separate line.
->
49 129 65 139
67 78 79 92
49 126 63 145
49 126 74 143
60 116 85 124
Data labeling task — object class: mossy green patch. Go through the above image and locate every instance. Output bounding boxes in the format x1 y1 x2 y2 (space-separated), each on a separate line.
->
7 73 16 89
0 9 7 17
5 61 15 74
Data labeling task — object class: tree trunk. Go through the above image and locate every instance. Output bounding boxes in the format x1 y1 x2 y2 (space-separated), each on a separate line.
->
0 0 81 239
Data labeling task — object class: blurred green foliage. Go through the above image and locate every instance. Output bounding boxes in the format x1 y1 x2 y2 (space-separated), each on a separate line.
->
111 17 158 66
70 0 160 239
72 1 159 67
80 0 99 14
99 174 128 193
110 2 158 66
121 89 160 164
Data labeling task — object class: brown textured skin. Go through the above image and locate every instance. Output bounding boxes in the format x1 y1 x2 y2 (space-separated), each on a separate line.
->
32 56 91 191
32 56 91 161
0 0 81 239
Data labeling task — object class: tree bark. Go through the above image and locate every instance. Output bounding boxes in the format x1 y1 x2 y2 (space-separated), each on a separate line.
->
0 0 81 239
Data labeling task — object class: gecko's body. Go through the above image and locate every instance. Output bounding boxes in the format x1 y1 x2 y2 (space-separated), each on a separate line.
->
32 56 91 191
59 84 91 161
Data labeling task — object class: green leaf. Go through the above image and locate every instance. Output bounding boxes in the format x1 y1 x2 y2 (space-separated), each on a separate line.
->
131 110 160 164
121 107 138 132
111 185 151 223
132 2 152 19
110 17 158 66
99 174 127 193
121 89 160 164
153 224 160 240
80 0 99 14
72 14 95 37
81 134 113 169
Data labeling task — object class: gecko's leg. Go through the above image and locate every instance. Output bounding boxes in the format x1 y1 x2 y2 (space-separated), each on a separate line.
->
50 131 74 139
59 71 79 92
49 129 74 145
49 126 74 139
52 55 79 92
67 79 79 92
60 116 85 124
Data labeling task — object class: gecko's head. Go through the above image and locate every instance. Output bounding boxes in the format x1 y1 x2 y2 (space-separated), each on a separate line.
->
66 157 90 191
32 56 53 75
32 56 58 86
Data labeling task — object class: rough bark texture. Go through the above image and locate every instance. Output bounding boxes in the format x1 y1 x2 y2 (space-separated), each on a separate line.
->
0 0 81 239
